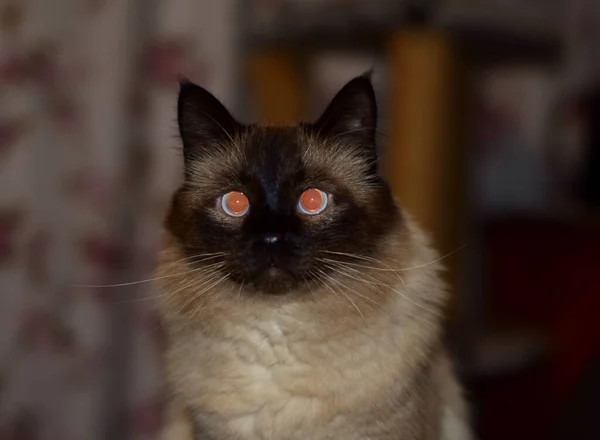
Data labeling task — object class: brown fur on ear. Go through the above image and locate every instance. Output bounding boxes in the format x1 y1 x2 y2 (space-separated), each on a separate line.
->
177 78 241 173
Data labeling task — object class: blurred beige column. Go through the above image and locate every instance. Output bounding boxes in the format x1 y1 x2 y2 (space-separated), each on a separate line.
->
247 50 306 124
386 30 467 316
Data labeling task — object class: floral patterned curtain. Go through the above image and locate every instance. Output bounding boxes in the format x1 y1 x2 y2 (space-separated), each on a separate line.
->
0 1 236 439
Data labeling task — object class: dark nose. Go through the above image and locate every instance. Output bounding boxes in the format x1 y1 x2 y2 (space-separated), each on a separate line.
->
262 233 283 244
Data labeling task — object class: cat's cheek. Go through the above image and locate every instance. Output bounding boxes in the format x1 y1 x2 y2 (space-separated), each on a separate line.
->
297 211 336 228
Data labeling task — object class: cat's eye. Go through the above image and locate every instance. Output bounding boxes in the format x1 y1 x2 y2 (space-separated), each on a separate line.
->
221 191 250 217
298 188 328 215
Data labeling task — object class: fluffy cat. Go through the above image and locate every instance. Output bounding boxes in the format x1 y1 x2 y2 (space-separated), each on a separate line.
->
157 74 472 440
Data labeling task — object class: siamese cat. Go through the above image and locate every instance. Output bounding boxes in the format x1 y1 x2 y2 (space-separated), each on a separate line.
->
157 74 472 440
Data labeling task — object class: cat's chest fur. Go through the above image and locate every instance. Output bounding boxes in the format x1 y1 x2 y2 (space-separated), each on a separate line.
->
166 303 426 440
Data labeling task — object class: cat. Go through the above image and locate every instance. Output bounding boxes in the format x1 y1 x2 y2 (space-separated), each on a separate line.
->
157 73 472 440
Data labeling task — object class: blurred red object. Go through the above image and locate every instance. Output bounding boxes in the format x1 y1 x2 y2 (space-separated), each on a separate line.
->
476 216 600 440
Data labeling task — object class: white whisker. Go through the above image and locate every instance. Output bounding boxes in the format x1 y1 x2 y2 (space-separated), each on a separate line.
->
396 245 466 272
321 245 466 273
320 265 379 305
171 262 228 313
321 249 387 264
174 271 223 315
315 268 364 319
323 263 380 290
188 273 230 320
319 257 399 273
71 254 226 288
323 260 441 316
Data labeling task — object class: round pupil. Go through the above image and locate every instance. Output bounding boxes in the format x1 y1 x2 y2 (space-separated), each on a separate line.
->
226 191 248 214
301 189 324 212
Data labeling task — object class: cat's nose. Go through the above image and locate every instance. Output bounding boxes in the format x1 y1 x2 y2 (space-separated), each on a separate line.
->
262 233 283 244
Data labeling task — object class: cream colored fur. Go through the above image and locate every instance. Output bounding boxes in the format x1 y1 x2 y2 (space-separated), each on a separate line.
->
158 219 472 440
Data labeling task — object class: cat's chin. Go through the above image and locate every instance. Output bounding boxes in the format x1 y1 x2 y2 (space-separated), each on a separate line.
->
243 267 304 296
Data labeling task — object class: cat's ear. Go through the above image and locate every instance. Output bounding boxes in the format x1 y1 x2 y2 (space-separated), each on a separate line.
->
313 72 377 145
177 78 240 163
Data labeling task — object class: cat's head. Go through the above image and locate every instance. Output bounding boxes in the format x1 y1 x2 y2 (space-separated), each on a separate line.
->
163 74 405 299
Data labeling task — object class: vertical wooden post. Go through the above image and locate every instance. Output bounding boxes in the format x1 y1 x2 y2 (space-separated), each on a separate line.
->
386 30 466 316
246 50 305 124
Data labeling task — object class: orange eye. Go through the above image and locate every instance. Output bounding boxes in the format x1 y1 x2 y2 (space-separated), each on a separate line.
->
221 191 250 217
298 188 328 215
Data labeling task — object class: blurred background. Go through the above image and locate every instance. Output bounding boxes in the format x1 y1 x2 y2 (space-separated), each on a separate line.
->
1 0 599 439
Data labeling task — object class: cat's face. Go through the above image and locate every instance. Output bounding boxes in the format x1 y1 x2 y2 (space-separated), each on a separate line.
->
165 75 401 296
